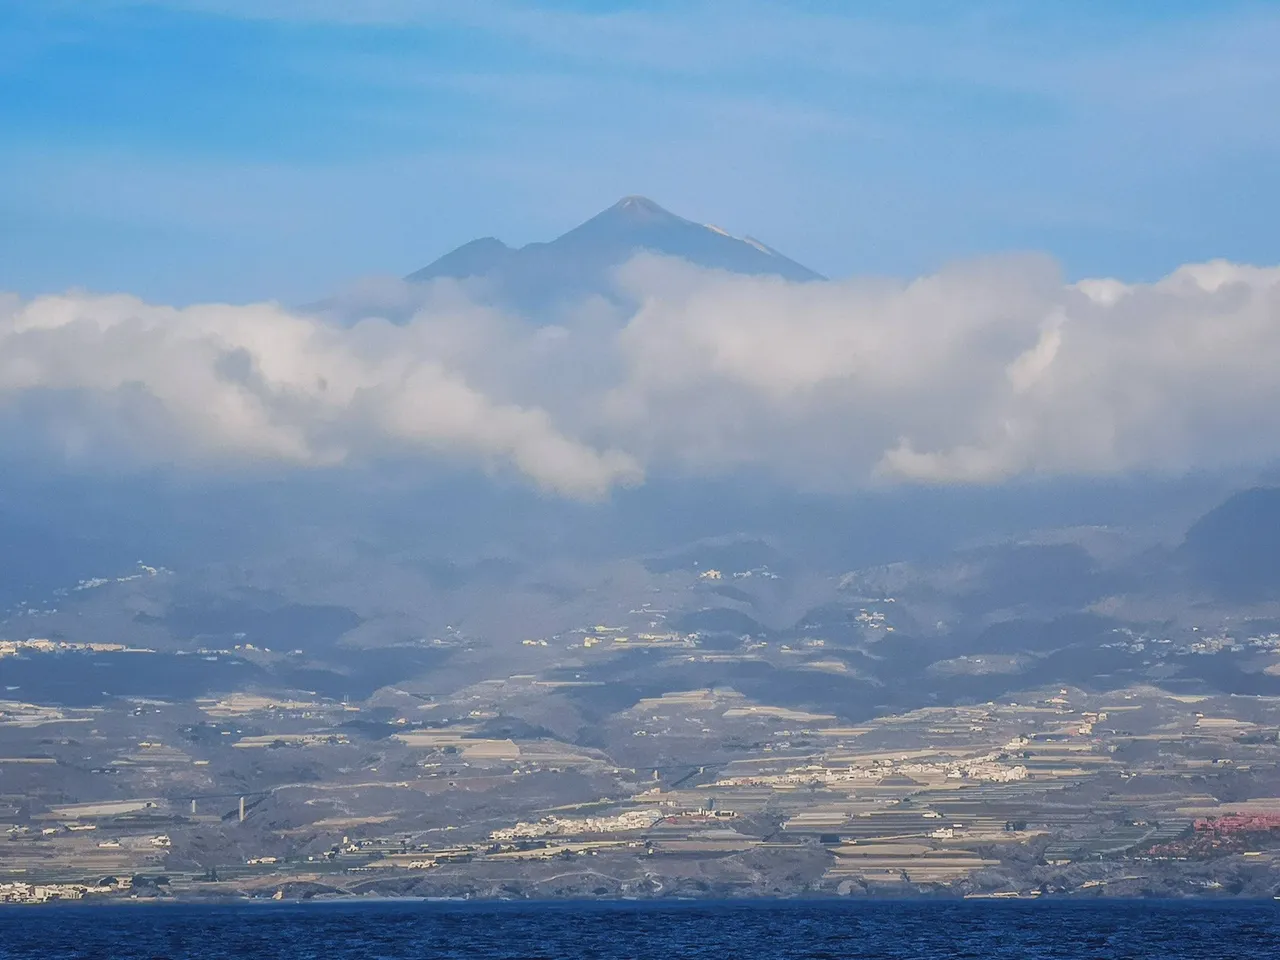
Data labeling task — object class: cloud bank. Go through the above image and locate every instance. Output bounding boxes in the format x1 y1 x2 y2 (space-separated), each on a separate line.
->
3 254 1279 498
0 291 640 498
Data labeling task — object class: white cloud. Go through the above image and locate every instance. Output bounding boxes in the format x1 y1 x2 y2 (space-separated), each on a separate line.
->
4 253 1279 497
0 291 641 499
598 254 1280 486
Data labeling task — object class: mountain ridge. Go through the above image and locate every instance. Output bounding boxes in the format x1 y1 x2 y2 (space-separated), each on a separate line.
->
406 195 824 288
305 196 824 321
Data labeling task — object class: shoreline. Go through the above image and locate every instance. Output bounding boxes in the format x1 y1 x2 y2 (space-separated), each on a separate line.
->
5 891 1280 908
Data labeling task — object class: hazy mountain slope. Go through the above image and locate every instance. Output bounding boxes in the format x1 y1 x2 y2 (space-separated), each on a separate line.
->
405 196 823 307
1180 486 1280 600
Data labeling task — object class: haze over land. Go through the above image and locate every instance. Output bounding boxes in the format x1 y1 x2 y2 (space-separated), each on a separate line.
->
5 196 1280 902
4 1 1280 905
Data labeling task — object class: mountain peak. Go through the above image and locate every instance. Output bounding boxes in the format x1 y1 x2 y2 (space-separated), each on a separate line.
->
403 196 824 294
613 194 670 212
597 195 682 225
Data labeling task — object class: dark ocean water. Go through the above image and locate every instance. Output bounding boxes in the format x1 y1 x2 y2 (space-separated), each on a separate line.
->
0 899 1276 959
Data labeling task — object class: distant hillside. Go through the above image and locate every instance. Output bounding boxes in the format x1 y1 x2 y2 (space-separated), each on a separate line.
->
1180 487 1280 600
307 196 822 321
406 195 822 308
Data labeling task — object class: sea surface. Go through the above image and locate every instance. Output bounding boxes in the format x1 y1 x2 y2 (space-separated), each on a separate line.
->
0 899 1276 959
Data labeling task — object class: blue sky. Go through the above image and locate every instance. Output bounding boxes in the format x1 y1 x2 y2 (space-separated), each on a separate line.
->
3 0 1280 304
